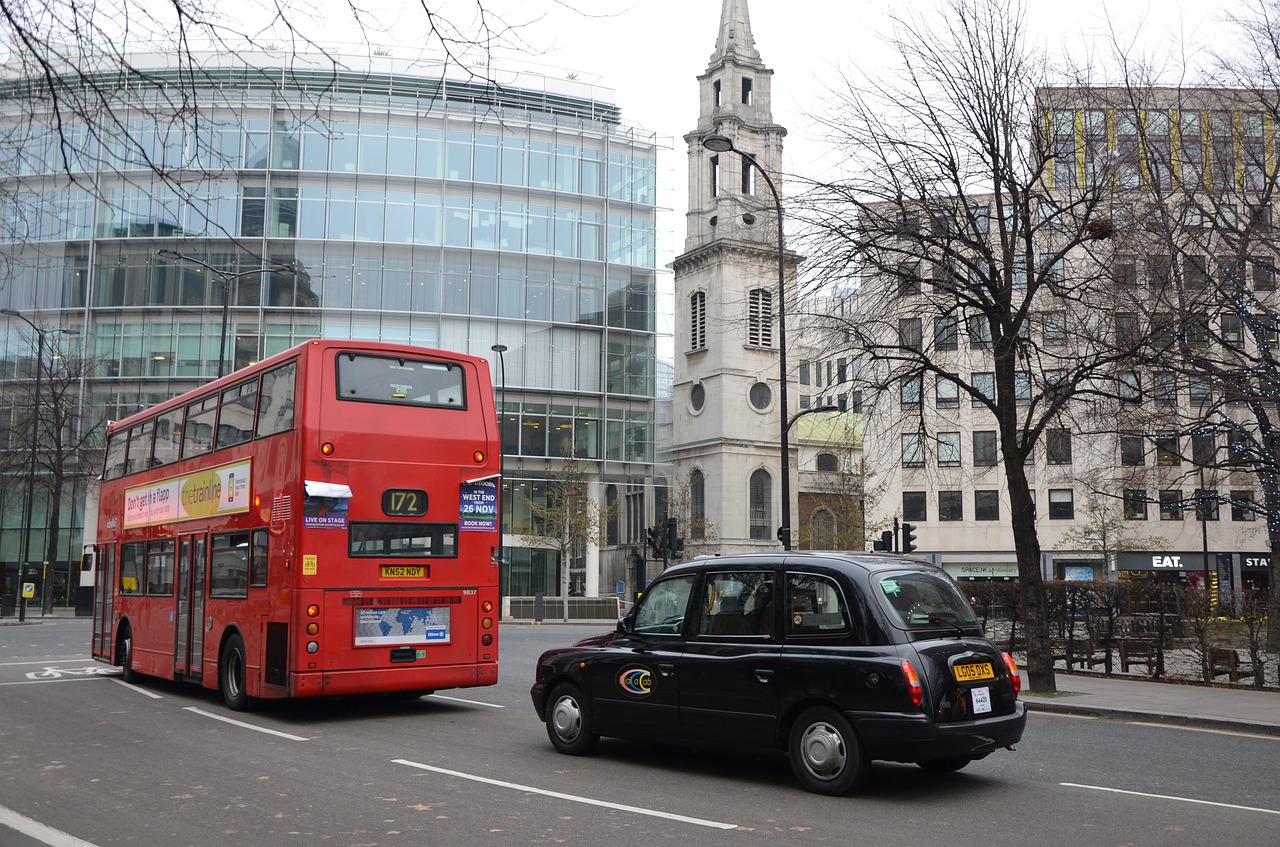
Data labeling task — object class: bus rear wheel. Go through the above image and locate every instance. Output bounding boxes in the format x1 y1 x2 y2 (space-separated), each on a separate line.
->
220 633 250 711
117 625 139 684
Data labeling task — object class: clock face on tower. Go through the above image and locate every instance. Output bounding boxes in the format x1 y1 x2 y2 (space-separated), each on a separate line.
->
749 381 772 411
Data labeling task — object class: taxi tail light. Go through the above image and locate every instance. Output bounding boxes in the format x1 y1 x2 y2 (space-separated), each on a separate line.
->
901 659 923 708
1002 652 1022 695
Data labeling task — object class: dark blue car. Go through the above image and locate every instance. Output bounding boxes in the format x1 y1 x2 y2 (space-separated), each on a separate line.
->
530 552 1026 795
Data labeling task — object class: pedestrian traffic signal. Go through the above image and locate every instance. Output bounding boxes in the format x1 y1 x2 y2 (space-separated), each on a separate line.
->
901 523 918 554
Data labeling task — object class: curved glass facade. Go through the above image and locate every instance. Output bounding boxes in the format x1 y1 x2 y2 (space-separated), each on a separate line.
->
0 53 660 600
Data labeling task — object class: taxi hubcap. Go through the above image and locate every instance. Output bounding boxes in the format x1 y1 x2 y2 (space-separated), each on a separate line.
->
799 722 846 778
551 696 582 741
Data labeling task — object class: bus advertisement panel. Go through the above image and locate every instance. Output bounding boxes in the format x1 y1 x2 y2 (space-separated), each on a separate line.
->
91 340 501 710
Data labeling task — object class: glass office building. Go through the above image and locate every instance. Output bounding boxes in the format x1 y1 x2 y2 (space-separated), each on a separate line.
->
0 51 660 604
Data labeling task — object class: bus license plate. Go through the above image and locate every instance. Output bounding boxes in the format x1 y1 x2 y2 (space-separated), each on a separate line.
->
953 662 995 682
381 566 425 578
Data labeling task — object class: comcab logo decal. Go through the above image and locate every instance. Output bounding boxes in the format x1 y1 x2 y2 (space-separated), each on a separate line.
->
618 666 653 696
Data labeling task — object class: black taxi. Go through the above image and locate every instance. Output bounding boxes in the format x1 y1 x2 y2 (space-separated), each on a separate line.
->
529 552 1025 795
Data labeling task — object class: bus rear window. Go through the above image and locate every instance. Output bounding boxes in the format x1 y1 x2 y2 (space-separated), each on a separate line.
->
336 352 466 408
350 522 458 558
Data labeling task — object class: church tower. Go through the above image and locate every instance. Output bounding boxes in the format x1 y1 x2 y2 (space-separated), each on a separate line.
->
669 0 798 553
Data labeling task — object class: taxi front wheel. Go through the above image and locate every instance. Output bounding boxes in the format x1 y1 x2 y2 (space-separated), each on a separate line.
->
788 706 870 795
545 683 599 755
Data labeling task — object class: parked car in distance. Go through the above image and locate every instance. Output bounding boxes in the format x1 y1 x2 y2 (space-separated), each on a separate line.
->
530 552 1026 795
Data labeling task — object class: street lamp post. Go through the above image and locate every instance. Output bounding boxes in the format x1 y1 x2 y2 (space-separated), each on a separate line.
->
490 343 508 616
2 309 78 622
701 133 794 550
157 250 298 378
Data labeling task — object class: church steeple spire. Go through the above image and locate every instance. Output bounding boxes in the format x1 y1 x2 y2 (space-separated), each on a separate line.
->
713 0 763 68
683 0 786 252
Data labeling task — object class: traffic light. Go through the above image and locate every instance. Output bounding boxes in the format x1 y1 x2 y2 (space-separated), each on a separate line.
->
647 524 665 556
873 529 893 552
901 523 918 554
777 526 791 548
665 517 684 559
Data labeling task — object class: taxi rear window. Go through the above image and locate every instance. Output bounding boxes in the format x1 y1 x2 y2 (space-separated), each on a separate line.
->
877 571 979 630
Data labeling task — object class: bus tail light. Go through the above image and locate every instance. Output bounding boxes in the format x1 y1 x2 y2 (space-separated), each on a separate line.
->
307 605 320 617
481 617 493 630
472 450 486 464
482 633 493 646
481 600 493 613
901 659 923 708
306 622 319 636
321 442 335 456
1003 652 1022 695
306 641 319 654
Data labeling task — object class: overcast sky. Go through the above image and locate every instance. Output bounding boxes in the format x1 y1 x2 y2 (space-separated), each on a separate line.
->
461 0 1226 357
287 0 1230 357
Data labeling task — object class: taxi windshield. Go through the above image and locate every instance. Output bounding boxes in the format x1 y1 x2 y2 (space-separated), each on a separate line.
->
876 571 979 630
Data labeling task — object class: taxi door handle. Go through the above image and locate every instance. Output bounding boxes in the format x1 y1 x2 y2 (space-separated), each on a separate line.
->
657 663 676 677
755 669 774 683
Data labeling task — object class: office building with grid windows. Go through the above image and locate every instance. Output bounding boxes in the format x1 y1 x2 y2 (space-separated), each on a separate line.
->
858 86 1276 599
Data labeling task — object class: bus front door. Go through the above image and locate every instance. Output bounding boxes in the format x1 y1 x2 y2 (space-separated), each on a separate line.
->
174 533 207 680
91 544 115 662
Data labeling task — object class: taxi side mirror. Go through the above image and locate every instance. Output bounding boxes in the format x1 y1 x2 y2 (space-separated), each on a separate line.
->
617 616 633 635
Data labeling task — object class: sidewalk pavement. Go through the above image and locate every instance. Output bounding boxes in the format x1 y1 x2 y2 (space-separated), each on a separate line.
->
1020 670 1280 736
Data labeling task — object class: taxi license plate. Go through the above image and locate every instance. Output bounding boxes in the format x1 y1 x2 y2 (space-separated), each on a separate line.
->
953 662 995 682
381 566 425 578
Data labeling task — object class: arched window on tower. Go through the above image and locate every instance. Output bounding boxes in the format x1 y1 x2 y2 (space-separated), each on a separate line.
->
690 469 706 540
749 468 771 540
748 288 773 347
690 291 706 350
811 509 836 550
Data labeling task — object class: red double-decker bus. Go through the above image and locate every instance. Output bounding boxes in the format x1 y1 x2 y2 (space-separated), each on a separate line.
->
90 339 501 709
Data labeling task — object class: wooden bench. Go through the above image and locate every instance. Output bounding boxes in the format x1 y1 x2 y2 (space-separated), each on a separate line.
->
1053 639 1105 669
1119 640 1154 674
1210 647 1255 683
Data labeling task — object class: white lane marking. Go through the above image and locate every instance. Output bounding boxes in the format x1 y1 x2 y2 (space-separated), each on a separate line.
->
1124 721 1280 741
113 679 163 698
393 759 738 830
0 803 101 847
183 707 310 741
1062 783 1280 815
429 694 505 708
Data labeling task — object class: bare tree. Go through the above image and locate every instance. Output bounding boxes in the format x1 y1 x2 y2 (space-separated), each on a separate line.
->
520 455 615 621
0 0 545 263
1084 6 1280 649
0 330 104 608
794 0 1151 692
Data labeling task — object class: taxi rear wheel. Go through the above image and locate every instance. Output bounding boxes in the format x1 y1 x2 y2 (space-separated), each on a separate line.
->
545 683 599 755
788 706 869 795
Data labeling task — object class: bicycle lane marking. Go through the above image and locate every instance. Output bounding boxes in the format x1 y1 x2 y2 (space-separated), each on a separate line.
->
393 759 738 830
